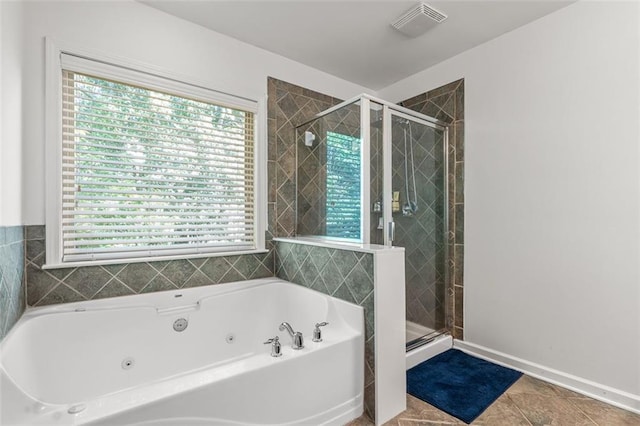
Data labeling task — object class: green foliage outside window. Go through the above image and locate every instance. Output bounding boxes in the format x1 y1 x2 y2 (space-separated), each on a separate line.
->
326 131 361 240
63 71 254 258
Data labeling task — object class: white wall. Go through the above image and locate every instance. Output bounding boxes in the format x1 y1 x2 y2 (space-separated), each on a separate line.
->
21 0 373 225
381 1 640 398
0 0 24 226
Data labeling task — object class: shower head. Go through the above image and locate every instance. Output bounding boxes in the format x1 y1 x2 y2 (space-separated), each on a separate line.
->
304 131 316 147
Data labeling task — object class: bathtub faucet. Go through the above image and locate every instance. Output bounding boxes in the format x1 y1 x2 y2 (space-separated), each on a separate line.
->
279 322 304 350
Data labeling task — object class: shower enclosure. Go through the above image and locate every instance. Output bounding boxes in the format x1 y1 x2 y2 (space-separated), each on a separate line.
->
295 95 449 351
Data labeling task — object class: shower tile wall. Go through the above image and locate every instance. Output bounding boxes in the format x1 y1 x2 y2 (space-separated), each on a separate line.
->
369 116 384 245
296 102 361 236
267 78 342 238
274 241 376 421
390 121 447 333
0 226 25 340
400 79 465 339
296 119 327 236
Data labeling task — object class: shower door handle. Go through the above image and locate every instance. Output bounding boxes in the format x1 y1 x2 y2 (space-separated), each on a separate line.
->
388 221 395 243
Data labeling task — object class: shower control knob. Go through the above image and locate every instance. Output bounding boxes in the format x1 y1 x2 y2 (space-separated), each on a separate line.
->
313 322 329 342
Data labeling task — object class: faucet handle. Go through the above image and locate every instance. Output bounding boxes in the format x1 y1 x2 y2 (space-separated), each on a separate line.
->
313 322 329 342
264 336 282 357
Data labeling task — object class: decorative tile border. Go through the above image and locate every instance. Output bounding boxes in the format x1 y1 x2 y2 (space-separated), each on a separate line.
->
274 240 376 420
0 226 25 340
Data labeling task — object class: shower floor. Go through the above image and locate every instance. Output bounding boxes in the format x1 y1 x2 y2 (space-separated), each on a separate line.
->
406 320 436 343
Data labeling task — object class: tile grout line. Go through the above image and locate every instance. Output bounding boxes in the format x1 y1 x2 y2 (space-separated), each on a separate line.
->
30 263 66 306
505 393 534 426
563 396 601 426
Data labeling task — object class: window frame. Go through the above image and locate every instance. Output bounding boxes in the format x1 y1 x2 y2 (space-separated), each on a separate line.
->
44 38 267 268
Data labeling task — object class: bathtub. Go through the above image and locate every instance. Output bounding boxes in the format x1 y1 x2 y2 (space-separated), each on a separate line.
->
0 278 364 425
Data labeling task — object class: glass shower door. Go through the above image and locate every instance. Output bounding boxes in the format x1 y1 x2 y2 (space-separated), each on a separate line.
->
384 110 448 349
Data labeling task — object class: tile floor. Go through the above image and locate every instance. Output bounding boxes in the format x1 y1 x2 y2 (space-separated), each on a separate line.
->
348 375 640 425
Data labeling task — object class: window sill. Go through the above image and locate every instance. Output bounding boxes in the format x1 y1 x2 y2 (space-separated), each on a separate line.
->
42 248 269 270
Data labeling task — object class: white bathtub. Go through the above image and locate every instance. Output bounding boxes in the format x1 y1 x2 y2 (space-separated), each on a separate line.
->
0 278 364 425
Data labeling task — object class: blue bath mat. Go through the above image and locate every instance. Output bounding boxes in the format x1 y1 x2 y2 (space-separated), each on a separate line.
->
407 349 522 424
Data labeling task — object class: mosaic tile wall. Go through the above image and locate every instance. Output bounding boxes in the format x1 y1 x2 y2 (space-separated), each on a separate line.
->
274 241 376 421
296 102 361 236
0 226 26 340
25 225 274 306
390 120 447 332
400 79 465 339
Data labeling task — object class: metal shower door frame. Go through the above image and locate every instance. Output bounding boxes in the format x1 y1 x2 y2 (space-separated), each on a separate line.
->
294 94 449 251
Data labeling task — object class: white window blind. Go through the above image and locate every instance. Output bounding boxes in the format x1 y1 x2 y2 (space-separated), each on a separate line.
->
58 57 258 263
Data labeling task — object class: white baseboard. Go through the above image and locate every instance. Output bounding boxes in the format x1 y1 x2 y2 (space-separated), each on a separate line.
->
453 340 640 415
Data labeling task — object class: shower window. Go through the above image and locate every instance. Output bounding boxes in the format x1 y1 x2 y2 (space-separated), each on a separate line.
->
325 131 361 240
45 47 264 267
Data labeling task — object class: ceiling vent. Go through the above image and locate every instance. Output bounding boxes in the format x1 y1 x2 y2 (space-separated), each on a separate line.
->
391 3 448 37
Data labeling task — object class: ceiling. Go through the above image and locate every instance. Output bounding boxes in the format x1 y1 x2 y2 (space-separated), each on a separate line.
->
141 1 575 90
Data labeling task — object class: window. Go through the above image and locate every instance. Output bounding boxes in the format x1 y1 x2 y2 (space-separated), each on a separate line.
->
46 47 263 266
325 131 361 240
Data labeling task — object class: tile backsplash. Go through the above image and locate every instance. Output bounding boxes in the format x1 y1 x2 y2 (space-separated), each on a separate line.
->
0 226 25 340
25 226 274 306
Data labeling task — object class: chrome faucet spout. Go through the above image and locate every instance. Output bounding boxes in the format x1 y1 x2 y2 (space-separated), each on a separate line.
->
279 322 304 350
279 322 295 337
